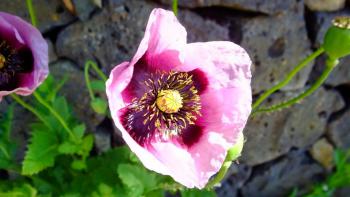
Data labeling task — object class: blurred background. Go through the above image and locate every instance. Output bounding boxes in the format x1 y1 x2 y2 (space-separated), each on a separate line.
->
0 0 349 196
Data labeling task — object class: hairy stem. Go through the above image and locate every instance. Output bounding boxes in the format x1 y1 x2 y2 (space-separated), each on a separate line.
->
254 59 337 114
172 0 178 16
10 94 51 129
252 47 325 112
25 0 38 27
32 92 77 141
84 60 107 100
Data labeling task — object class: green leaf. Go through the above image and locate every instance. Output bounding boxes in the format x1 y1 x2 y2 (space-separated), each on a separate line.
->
0 104 16 170
52 97 71 122
0 183 37 197
80 134 94 157
180 189 217 197
71 159 87 170
117 163 158 197
73 124 86 139
58 142 80 155
90 80 106 92
22 130 59 175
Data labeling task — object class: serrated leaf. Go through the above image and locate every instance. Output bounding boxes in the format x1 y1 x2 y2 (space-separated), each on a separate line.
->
180 189 217 197
0 183 37 197
22 130 59 175
58 142 80 155
0 104 16 170
118 163 158 196
52 97 71 122
80 134 94 157
71 159 86 170
72 124 86 139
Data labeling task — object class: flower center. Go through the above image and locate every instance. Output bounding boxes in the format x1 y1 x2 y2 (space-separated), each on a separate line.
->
332 16 350 29
156 89 183 113
0 54 5 69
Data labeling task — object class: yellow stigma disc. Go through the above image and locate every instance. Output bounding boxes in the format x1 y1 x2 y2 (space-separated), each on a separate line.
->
0 54 6 69
332 16 350 29
156 89 183 113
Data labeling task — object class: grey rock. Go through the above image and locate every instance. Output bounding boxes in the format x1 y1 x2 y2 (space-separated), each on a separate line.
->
328 109 350 149
309 138 334 170
216 164 251 197
0 0 76 33
46 39 58 64
242 87 344 165
156 0 294 15
239 0 313 93
56 0 229 71
305 0 345 12
241 150 324 197
94 124 112 153
50 60 104 131
72 0 98 21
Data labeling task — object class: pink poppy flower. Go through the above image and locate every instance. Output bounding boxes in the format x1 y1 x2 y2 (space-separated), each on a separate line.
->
106 8 251 188
0 12 48 101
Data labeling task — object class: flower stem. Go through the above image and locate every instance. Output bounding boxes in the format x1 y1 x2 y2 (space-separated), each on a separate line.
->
85 60 108 81
252 47 325 112
172 0 178 16
84 60 107 100
206 132 244 189
25 0 38 27
32 92 77 141
254 58 337 114
10 94 51 129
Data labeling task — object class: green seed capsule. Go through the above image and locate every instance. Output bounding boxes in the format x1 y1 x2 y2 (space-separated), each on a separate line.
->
323 16 350 60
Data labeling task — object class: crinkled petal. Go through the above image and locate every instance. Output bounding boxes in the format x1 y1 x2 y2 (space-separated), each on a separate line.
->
131 8 187 71
106 62 170 175
107 41 251 188
0 12 48 100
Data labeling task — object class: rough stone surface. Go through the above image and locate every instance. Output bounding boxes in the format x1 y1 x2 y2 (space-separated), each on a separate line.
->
216 164 252 197
0 0 76 33
328 109 350 149
156 0 294 15
239 1 313 93
56 0 229 71
241 150 324 197
72 0 98 21
49 60 104 131
305 0 345 12
309 138 334 170
241 87 344 165
46 39 58 64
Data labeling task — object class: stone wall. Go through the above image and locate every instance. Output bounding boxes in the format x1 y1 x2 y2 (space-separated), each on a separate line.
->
1 0 350 196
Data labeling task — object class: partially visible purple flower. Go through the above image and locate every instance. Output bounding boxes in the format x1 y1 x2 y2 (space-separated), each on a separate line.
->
0 12 48 101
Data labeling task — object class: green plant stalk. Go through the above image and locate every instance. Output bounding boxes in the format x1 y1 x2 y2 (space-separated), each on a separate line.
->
84 62 95 100
172 0 178 16
252 47 325 112
25 0 37 27
10 94 52 129
32 92 77 141
206 132 244 189
85 60 108 81
84 60 108 100
254 59 337 114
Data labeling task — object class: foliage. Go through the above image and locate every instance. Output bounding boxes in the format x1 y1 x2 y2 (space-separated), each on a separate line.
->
290 149 350 197
0 75 216 196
